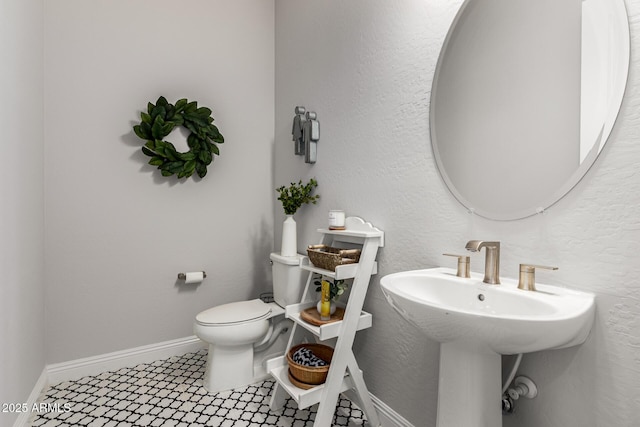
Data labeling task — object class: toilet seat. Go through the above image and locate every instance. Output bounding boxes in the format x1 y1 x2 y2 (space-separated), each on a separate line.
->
196 298 271 326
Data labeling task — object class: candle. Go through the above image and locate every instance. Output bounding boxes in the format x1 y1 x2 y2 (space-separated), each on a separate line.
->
328 210 346 230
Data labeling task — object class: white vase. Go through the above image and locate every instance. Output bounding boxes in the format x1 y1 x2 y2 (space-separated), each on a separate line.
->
280 215 297 257
317 300 337 316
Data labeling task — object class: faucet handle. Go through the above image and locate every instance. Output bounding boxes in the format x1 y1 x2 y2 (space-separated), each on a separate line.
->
443 253 471 278
518 264 558 291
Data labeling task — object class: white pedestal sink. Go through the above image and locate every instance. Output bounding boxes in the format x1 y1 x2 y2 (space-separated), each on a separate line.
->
380 268 595 427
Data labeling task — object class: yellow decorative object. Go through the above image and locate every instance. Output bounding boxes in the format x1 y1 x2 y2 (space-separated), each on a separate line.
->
320 280 331 320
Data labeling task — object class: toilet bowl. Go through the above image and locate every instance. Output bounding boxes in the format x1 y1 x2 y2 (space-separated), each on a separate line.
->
194 253 306 393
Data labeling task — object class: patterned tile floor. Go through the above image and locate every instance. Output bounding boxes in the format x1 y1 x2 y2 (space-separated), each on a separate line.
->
30 349 367 426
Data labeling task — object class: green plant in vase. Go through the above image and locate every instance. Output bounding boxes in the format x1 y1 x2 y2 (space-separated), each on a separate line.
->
275 178 319 256
276 178 320 215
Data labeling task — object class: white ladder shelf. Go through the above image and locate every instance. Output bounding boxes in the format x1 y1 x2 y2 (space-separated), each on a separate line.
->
267 217 384 427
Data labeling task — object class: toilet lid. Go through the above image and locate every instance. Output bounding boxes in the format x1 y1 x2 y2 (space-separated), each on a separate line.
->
196 299 272 326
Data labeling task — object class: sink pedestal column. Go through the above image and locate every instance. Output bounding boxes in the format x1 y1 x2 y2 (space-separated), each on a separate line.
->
437 341 502 427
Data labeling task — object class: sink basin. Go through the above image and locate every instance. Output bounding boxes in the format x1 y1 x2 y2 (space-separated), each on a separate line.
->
380 267 595 427
380 267 595 354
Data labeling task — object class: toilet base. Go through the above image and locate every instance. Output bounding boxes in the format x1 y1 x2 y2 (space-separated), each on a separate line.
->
200 331 288 394
203 343 255 393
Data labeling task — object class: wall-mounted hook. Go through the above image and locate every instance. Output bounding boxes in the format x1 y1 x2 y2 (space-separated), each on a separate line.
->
303 111 319 164
292 106 306 156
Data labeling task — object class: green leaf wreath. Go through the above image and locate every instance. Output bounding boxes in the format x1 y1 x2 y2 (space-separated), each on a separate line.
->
133 96 224 179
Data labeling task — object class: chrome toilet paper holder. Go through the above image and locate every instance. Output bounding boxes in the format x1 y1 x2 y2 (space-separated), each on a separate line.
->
177 271 207 280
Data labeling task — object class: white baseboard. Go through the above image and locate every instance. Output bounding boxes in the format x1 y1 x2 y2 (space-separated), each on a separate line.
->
46 335 206 384
369 392 415 427
12 368 48 427
343 388 415 427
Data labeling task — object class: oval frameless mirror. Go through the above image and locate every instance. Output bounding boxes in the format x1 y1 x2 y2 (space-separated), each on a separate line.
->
430 0 630 220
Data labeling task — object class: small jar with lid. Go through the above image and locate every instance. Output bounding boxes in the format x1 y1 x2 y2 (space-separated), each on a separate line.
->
328 210 346 230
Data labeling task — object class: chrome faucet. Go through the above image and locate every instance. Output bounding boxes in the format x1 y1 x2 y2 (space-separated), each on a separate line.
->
465 240 501 284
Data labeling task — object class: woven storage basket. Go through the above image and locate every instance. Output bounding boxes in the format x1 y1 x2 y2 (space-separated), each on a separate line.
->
287 343 334 386
307 245 361 271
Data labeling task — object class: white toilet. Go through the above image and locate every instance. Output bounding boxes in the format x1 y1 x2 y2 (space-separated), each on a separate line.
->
194 253 306 393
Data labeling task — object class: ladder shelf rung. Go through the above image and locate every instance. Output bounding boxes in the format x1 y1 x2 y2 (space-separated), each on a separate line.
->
267 356 355 410
299 256 377 280
285 302 372 340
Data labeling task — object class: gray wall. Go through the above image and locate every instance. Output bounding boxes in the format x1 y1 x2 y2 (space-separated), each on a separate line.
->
0 0 45 426
43 0 275 363
274 1 640 426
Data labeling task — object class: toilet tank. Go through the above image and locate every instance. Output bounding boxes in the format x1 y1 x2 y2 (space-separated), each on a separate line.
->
270 252 306 307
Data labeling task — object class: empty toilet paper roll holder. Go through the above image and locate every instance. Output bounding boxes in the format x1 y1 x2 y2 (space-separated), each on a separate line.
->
177 271 207 280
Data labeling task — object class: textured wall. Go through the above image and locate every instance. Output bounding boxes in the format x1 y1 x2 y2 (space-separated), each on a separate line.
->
44 0 275 363
0 0 45 425
274 0 640 425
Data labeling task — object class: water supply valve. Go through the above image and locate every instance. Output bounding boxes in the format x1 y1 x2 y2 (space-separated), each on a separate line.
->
507 376 538 400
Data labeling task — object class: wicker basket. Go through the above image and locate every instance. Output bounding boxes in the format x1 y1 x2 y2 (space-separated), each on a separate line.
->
307 245 361 271
287 343 334 386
